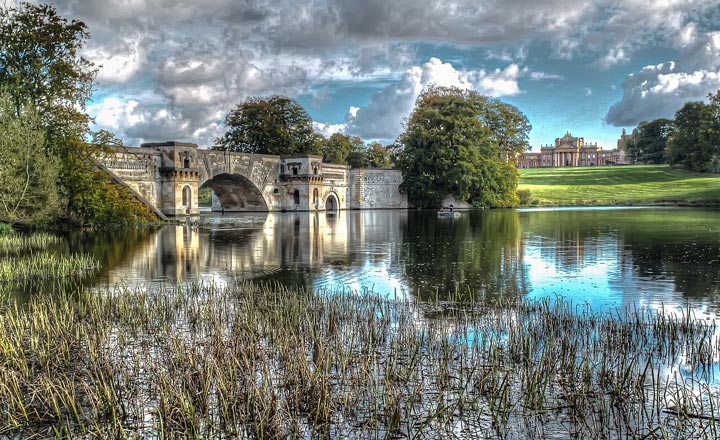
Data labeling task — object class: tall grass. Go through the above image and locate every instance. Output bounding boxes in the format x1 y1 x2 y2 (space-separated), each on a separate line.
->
0 252 99 282
0 233 61 254
0 281 718 438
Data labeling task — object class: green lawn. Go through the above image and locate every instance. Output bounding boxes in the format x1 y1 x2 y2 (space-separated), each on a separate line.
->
518 165 720 206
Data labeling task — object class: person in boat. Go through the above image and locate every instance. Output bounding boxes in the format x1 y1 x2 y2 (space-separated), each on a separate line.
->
449 203 454 212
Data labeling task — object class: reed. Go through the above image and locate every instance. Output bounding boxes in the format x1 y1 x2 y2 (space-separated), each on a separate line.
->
0 281 718 439
0 233 61 254
0 252 99 282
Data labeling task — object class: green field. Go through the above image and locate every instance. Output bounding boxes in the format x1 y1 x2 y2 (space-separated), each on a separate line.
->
518 165 720 206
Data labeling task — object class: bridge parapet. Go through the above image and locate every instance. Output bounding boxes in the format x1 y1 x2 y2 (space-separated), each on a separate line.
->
98 141 407 216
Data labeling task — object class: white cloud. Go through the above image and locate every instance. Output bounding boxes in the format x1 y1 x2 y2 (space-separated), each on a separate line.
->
343 57 525 140
606 63 720 126
312 122 347 138
84 37 144 84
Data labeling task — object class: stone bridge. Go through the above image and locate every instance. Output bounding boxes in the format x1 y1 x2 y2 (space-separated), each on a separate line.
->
98 141 407 217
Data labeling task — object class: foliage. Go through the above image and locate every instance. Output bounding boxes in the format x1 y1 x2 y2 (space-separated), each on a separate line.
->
0 2 156 227
666 99 719 172
366 142 392 168
0 223 14 235
624 119 674 164
321 133 364 164
0 91 60 224
218 96 319 156
482 99 532 159
517 189 533 205
0 2 95 156
394 86 525 208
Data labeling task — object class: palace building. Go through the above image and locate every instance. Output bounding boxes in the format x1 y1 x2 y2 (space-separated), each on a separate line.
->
517 131 627 168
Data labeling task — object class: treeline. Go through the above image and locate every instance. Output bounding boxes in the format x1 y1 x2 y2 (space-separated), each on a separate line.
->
621 91 720 173
217 88 531 209
0 2 157 229
215 95 392 168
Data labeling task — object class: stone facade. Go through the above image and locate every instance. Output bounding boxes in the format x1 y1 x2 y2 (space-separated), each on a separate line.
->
348 169 408 209
99 142 407 216
517 131 628 168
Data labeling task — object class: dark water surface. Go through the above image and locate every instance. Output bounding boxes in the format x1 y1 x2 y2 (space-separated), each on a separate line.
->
62 207 720 316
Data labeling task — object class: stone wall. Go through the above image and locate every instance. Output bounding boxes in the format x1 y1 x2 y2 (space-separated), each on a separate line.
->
348 169 407 209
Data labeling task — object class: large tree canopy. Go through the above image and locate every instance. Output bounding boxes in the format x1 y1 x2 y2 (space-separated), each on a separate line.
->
0 2 157 227
0 2 95 153
666 96 720 173
623 119 674 164
218 96 319 156
394 86 526 208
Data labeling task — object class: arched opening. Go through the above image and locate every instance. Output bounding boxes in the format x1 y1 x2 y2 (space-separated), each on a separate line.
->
293 189 300 206
325 193 339 212
203 173 269 212
182 185 191 208
313 188 319 209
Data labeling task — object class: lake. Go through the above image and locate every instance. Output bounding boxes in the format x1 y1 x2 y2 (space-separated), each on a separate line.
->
63 207 720 315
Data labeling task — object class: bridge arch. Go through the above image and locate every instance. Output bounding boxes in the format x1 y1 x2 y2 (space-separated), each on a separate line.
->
325 192 339 213
202 173 269 212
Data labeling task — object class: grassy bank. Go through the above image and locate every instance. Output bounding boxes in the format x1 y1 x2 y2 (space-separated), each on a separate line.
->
1 281 719 438
519 165 720 206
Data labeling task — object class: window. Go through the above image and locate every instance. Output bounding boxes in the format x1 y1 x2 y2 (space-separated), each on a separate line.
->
292 167 298 175
293 189 300 205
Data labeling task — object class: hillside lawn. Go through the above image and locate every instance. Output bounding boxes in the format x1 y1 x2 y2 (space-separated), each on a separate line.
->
518 165 720 206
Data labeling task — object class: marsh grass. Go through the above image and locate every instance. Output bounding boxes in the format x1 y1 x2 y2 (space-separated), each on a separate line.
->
0 252 99 282
1 281 719 438
0 233 61 254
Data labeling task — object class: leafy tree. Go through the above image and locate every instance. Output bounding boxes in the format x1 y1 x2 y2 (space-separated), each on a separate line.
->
667 99 719 172
366 142 392 168
0 2 95 155
482 100 531 159
0 91 59 224
394 86 524 208
218 96 319 156
624 119 673 164
0 2 157 226
321 133 364 164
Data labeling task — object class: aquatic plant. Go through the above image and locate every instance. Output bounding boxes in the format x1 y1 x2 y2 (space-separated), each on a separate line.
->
0 252 98 282
0 233 61 254
0 282 718 438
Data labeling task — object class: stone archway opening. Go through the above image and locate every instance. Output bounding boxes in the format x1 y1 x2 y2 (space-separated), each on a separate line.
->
182 185 192 213
204 173 269 212
325 193 339 213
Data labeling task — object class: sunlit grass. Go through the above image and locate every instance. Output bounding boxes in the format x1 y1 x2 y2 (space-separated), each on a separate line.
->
0 233 61 255
519 165 720 206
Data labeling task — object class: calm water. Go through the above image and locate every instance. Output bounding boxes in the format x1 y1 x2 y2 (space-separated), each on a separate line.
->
60 207 720 315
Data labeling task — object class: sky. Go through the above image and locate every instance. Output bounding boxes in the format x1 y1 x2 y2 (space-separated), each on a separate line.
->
36 0 720 151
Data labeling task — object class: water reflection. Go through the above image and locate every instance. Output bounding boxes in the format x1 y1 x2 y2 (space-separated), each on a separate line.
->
78 208 720 314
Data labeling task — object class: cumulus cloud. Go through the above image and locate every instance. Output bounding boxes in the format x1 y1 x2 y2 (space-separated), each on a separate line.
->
42 0 720 144
344 57 525 141
606 30 720 126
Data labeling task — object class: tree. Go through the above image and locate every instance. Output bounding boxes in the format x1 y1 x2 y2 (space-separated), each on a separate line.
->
0 2 95 155
366 142 392 168
321 133 364 164
0 2 157 226
624 119 674 164
394 86 525 208
218 96 319 156
482 100 531 159
0 91 59 224
667 100 718 172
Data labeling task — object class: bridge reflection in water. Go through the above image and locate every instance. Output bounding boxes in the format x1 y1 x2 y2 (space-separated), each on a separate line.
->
101 210 411 295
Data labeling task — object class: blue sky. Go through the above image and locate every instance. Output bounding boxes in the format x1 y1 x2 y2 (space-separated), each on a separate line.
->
41 0 720 151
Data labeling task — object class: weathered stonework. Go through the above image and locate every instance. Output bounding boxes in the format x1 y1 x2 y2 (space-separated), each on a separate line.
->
99 142 407 216
348 169 407 209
